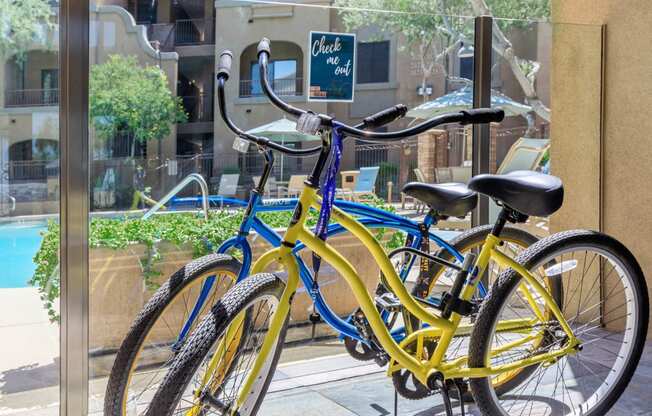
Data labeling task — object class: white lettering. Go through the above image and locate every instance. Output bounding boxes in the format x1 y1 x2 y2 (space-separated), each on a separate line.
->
334 59 352 77
311 35 343 57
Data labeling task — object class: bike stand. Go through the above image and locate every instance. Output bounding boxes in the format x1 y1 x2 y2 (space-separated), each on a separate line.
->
430 378 466 416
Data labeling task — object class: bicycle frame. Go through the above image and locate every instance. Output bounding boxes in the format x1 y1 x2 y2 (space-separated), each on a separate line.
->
174 187 479 347
228 185 579 410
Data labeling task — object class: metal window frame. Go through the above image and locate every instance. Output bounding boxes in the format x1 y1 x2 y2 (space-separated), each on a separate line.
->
471 15 493 227
59 0 89 413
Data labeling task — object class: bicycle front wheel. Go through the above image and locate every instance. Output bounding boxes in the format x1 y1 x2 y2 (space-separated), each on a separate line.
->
104 254 241 416
469 230 649 416
145 273 288 416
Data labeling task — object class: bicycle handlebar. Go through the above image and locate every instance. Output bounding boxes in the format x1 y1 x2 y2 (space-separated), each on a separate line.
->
216 49 410 155
256 38 504 142
217 50 233 80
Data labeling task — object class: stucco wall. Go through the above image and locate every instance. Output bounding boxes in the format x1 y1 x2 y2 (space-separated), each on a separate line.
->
552 1 652 334
213 1 330 162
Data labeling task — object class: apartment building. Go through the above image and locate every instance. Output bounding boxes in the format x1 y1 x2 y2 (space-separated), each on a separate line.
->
211 1 549 194
0 0 549 213
0 2 179 214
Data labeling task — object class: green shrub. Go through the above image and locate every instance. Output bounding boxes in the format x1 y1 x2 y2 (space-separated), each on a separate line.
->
31 198 402 322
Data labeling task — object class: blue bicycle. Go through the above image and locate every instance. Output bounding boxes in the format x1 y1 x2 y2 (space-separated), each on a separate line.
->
104 107 538 415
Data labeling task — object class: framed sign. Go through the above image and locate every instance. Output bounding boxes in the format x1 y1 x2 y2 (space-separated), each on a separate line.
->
308 31 356 102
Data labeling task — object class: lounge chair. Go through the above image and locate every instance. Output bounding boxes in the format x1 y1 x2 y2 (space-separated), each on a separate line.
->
489 138 550 223
402 168 427 212
278 175 307 198
413 168 427 183
497 138 550 174
252 175 279 198
450 166 472 183
338 166 379 201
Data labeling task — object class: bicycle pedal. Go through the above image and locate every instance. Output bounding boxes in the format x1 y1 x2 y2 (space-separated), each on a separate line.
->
374 352 389 367
375 292 402 312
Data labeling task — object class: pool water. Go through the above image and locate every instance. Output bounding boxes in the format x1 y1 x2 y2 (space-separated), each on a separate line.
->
0 221 47 288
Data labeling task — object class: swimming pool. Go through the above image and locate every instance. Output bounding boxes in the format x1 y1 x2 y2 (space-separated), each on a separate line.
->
0 221 47 288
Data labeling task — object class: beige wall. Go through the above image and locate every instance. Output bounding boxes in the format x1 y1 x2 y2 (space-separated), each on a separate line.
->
214 1 330 160
552 1 652 333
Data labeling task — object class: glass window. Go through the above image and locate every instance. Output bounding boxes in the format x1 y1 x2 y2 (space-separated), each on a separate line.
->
460 56 474 80
356 40 390 84
250 60 297 96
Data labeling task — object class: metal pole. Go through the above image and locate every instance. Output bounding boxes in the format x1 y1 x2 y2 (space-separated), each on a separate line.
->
471 15 493 227
59 0 89 412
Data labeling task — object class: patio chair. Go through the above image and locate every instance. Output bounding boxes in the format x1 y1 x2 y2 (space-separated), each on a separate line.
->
252 175 279 198
402 168 428 212
450 166 472 183
341 166 379 201
207 173 240 207
413 168 427 183
278 175 307 198
435 167 453 183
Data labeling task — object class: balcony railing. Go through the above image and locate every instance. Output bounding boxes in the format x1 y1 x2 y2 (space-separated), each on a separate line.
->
175 19 214 46
239 78 303 98
181 94 214 122
6 160 57 182
147 18 214 51
4 89 59 107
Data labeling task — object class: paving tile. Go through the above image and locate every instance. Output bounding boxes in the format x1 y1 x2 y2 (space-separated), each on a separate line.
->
260 390 356 416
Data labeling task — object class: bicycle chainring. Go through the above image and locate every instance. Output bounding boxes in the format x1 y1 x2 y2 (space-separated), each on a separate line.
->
392 338 439 400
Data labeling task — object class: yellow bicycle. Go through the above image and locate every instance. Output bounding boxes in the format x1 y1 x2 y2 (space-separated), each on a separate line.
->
144 41 649 416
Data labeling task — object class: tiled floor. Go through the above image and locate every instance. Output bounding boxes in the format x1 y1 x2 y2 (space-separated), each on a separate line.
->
2 342 652 415
257 342 652 416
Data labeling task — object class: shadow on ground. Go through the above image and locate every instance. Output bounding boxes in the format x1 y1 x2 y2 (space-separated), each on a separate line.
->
0 359 59 394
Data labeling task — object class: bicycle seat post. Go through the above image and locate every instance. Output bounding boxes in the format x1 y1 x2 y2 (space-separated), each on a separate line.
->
254 149 275 195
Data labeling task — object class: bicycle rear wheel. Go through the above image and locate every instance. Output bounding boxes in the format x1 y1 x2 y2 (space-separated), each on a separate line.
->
469 230 649 416
393 225 547 401
145 273 288 416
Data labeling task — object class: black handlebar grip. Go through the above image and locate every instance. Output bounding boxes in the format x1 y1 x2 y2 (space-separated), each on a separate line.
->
459 108 505 125
362 104 409 129
257 37 271 57
217 50 233 80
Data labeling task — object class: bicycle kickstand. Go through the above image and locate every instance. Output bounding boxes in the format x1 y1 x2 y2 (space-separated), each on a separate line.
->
431 377 465 416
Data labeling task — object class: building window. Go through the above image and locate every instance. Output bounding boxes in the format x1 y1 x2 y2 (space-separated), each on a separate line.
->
250 60 298 96
41 69 59 105
356 41 390 84
459 56 474 80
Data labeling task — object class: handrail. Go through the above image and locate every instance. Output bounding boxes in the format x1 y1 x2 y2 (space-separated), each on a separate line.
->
0 192 16 212
142 173 209 220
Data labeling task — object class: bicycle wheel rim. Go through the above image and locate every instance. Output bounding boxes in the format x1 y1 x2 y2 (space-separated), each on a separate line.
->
170 293 282 416
122 269 237 415
426 229 547 390
484 243 641 416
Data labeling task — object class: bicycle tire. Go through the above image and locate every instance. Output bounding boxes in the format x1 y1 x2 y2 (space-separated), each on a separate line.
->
104 253 242 416
145 272 288 416
469 230 649 416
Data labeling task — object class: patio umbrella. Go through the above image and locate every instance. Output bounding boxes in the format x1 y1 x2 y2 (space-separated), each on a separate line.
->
406 85 532 119
246 118 320 180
